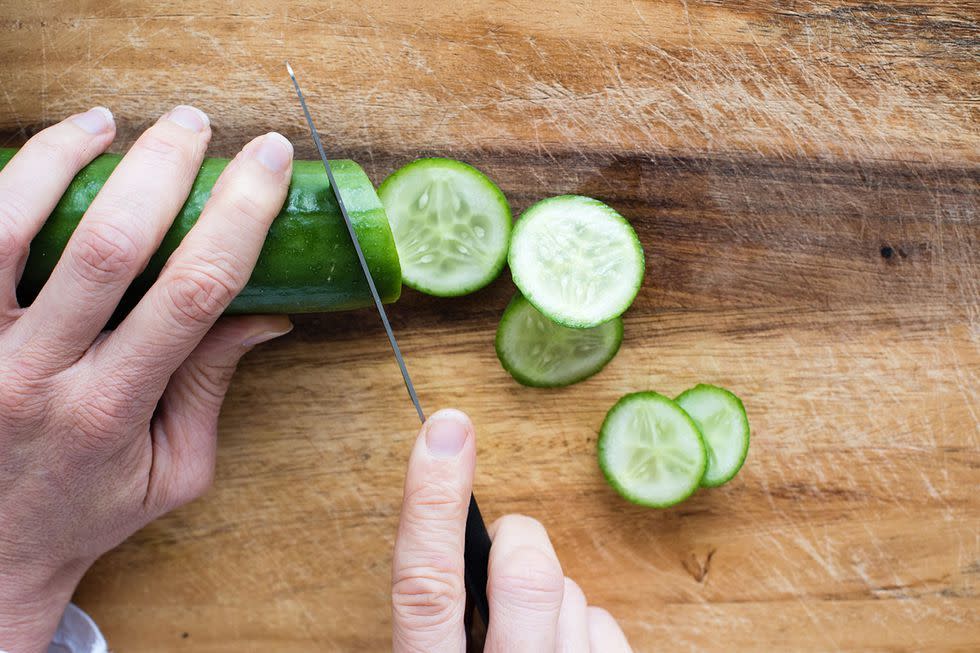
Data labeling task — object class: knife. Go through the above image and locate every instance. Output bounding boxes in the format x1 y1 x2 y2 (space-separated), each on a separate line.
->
286 62 493 632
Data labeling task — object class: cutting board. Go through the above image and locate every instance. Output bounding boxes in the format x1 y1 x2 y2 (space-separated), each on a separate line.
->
0 1 977 651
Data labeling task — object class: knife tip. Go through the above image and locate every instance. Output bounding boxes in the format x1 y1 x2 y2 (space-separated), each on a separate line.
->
285 61 295 78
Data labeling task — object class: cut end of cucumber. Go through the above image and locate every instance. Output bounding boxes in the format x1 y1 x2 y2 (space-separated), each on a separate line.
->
676 384 750 487
509 195 644 328
598 392 707 508
495 293 623 387
379 158 511 297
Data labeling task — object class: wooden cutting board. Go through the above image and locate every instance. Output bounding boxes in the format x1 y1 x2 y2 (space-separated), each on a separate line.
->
1 1 977 650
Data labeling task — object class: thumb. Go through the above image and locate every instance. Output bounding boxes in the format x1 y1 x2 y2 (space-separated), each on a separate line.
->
392 409 476 653
145 315 292 515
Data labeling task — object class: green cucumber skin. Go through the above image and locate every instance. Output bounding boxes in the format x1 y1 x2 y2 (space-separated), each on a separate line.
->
676 384 750 488
0 147 401 315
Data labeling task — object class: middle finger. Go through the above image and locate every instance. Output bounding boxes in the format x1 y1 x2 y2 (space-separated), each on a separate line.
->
557 577 590 653
96 132 292 397
485 515 565 653
15 105 210 370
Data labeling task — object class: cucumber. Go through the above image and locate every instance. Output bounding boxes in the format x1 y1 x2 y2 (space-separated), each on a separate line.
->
378 158 511 297
495 292 623 387
676 384 750 487
508 195 644 328
0 147 401 316
598 392 707 508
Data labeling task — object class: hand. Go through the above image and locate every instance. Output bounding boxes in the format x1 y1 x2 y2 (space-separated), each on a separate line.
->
392 409 633 652
0 106 295 652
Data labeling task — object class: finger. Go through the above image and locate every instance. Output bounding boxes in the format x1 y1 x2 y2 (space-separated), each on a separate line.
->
0 107 115 311
96 132 292 403
14 105 211 369
556 578 590 653
587 607 632 653
392 409 476 653
485 515 565 653
144 315 292 515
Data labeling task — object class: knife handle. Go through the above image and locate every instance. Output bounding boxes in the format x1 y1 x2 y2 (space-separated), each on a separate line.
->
464 493 492 631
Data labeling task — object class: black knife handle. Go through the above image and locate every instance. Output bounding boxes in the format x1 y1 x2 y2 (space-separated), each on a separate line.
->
464 493 492 629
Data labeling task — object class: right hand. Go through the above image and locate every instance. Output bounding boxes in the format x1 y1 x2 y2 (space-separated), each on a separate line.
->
391 409 633 652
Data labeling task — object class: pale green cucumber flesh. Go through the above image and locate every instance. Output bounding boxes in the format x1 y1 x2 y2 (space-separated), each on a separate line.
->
509 195 644 328
676 384 750 487
379 158 511 297
495 293 623 387
598 392 707 508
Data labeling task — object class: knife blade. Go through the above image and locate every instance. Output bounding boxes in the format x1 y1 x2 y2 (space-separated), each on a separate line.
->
286 62 492 629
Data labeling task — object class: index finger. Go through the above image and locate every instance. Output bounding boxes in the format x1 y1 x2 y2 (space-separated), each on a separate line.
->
392 409 476 653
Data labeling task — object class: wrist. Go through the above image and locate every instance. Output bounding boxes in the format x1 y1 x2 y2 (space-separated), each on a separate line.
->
0 556 89 653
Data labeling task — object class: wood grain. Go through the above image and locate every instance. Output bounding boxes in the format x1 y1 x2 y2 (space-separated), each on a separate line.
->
0 1 977 651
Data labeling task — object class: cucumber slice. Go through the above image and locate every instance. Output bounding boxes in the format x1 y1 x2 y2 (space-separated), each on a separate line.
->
495 293 623 387
508 195 644 328
378 158 511 297
676 384 750 487
598 392 707 508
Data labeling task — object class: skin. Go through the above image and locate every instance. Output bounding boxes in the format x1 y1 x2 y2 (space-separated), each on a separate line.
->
392 410 632 653
0 108 631 652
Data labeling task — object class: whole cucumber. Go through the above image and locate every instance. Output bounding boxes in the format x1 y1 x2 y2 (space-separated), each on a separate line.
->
0 147 401 316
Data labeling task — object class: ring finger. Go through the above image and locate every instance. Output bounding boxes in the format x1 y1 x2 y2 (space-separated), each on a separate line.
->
0 107 116 314
588 607 632 652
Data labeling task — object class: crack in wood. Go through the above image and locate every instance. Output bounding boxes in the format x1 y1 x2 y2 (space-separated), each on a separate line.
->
683 547 717 583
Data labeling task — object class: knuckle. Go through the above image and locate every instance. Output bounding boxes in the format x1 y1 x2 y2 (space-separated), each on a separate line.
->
222 185 273 228
403 481 467 527
0 195 30 261
137 130 194 169
491 546 565 612
187 359 238 404
70 222 142 284
392 566 464 626
164 266 239 328
7 335 65 376
0 215 18 259
28 130 87 171
73 391 137 443
0 359 49 428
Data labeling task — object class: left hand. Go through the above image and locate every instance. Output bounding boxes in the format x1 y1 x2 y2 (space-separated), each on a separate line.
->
0 106 294 652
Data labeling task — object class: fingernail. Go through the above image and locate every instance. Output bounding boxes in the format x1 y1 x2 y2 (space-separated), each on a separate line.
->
425 411 470 459
72 106 114 134
168 105 209 132
242 322 293 349
250 132 293 173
